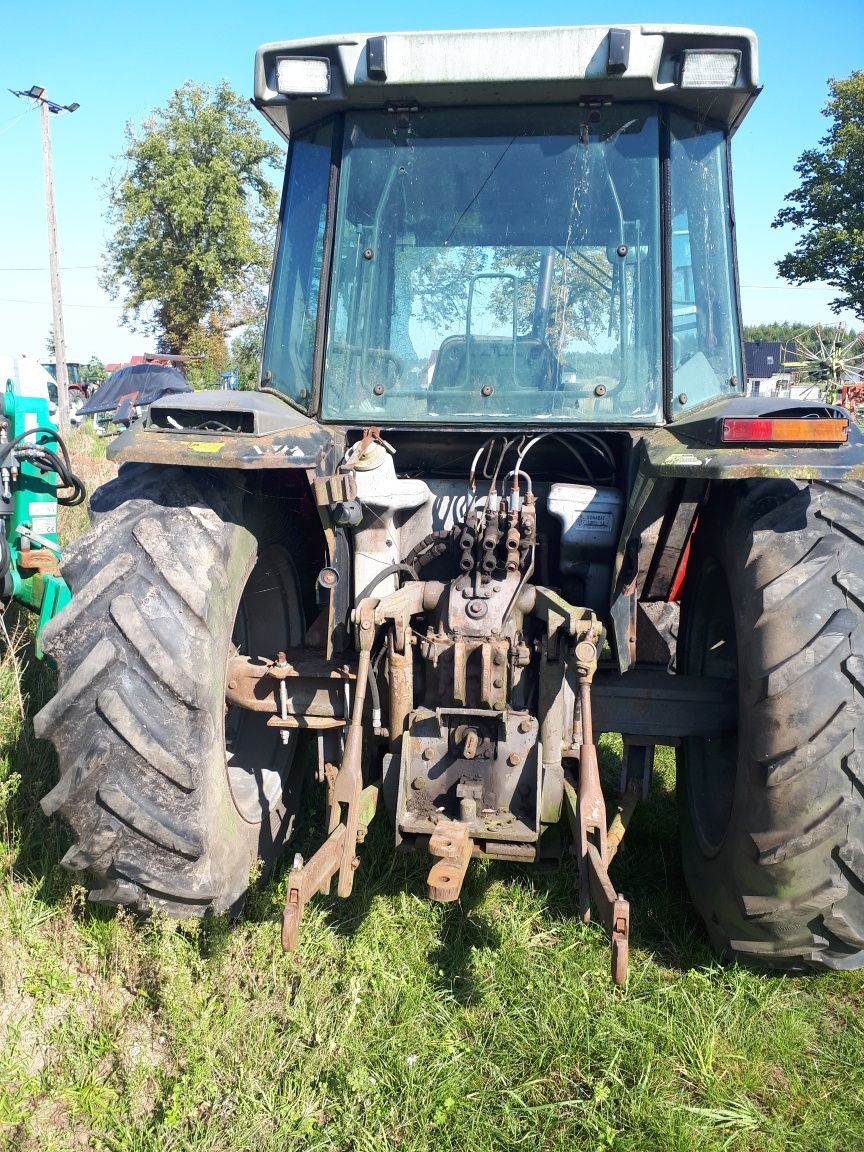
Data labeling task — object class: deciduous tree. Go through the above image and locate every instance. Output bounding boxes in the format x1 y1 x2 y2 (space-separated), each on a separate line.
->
773 72 864 320
101 81 281 354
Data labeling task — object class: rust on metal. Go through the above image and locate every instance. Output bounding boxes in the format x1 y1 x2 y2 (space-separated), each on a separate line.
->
17 549 61 575
225 650 355 720
606 779 642 863
109 416 337 473
639 423 864 482
266 715 346 730
282 825 346 951
427 820 472 902
575 642 606 923
587 843 630 986
281 781 380 951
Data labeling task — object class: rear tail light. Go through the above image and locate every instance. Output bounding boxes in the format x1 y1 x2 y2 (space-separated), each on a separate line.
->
721 417 848 445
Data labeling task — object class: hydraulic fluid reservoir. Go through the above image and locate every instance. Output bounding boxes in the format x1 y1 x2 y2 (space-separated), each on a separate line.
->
547 484 624 612
547 484 624 569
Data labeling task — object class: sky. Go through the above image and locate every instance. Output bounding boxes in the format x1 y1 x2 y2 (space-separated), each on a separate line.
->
1 0 861 365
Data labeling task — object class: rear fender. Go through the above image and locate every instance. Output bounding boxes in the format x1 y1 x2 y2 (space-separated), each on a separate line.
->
108 390 341 474
109 389 353 653
610 396 864 672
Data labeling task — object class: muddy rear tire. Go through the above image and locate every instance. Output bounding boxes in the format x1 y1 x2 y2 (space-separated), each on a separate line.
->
34 465 307 916
678 480 864 970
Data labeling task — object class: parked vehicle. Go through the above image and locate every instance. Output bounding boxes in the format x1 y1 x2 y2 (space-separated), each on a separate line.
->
35 25 864 982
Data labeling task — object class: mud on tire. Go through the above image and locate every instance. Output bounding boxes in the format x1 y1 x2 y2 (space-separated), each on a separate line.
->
34 464 307 916
678 479 864 970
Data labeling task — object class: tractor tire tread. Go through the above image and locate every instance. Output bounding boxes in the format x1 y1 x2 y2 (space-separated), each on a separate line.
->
33 464 295 918
680 479 864 971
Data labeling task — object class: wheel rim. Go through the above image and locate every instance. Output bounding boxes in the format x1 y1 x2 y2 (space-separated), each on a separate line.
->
224 545 304 823
682 558 738 857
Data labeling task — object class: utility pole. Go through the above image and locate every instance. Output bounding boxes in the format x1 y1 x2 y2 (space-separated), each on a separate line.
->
10 86 80 434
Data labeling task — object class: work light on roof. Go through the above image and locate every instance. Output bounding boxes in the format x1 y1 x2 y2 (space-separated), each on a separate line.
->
275 57 331 97
679 49 741 88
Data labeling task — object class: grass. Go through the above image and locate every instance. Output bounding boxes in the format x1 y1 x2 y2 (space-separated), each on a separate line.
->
2 432 864 1150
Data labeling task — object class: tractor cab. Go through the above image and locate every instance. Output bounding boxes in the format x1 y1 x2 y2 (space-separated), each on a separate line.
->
255 26 757 425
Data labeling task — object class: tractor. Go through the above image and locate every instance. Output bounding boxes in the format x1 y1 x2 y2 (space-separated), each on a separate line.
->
34 25 864 983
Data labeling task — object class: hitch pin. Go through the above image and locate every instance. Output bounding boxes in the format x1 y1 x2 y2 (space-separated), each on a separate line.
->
16 524 61 555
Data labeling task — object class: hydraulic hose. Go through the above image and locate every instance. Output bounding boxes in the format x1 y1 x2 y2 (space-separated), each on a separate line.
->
355 562 417 603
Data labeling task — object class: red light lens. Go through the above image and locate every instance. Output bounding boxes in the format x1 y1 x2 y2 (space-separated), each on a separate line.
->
721 418 848 444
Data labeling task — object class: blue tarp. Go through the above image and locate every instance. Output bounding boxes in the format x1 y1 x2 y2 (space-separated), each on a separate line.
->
78 362 192 415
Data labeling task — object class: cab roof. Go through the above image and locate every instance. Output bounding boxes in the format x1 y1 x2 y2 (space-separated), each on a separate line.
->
253 24 759 139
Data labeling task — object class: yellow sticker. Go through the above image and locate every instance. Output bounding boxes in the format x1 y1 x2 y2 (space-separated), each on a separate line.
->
186 441 225 454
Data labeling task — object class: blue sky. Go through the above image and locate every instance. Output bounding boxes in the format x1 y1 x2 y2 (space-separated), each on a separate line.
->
1 0 860 363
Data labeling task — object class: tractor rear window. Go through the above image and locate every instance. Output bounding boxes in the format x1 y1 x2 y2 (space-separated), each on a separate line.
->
321 106 662 424
669 114 743 412
262 121 332 410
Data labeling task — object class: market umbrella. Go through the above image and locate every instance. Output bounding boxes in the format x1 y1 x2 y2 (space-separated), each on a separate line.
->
78 363 192 416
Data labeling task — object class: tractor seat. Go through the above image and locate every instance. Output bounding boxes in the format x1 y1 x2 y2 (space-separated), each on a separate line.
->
429 336 557 393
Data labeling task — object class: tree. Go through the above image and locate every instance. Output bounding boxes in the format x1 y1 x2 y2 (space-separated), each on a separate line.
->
101 81 281 354
229 315 265 390
743 322 857 351
773 72 864 320
81 356 107 389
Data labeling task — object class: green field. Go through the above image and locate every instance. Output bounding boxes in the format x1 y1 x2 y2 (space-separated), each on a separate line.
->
2 438 864 1151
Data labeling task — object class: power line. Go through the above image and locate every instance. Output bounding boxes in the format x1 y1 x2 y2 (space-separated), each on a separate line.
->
0 296 120 310
0 264 99 272
0 105 37 137
740 283 843 292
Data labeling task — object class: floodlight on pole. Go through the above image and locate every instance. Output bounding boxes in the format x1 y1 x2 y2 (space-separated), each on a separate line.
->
10 86 79 433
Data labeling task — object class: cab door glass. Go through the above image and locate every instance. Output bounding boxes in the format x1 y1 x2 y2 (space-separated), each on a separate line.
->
261 121 333 409
669 114 742 412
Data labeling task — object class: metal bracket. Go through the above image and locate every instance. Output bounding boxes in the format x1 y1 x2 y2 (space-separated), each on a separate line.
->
619 737 655 802
563 770 632 987
281 782 380 951
280 599 380 952
427 820 472 902
562 654 641 987
587 842 630 986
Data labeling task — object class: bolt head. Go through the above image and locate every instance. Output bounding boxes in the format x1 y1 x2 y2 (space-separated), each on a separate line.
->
507 752 521 766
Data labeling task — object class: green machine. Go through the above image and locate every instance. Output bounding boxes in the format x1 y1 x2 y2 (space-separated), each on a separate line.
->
0 378 84 656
